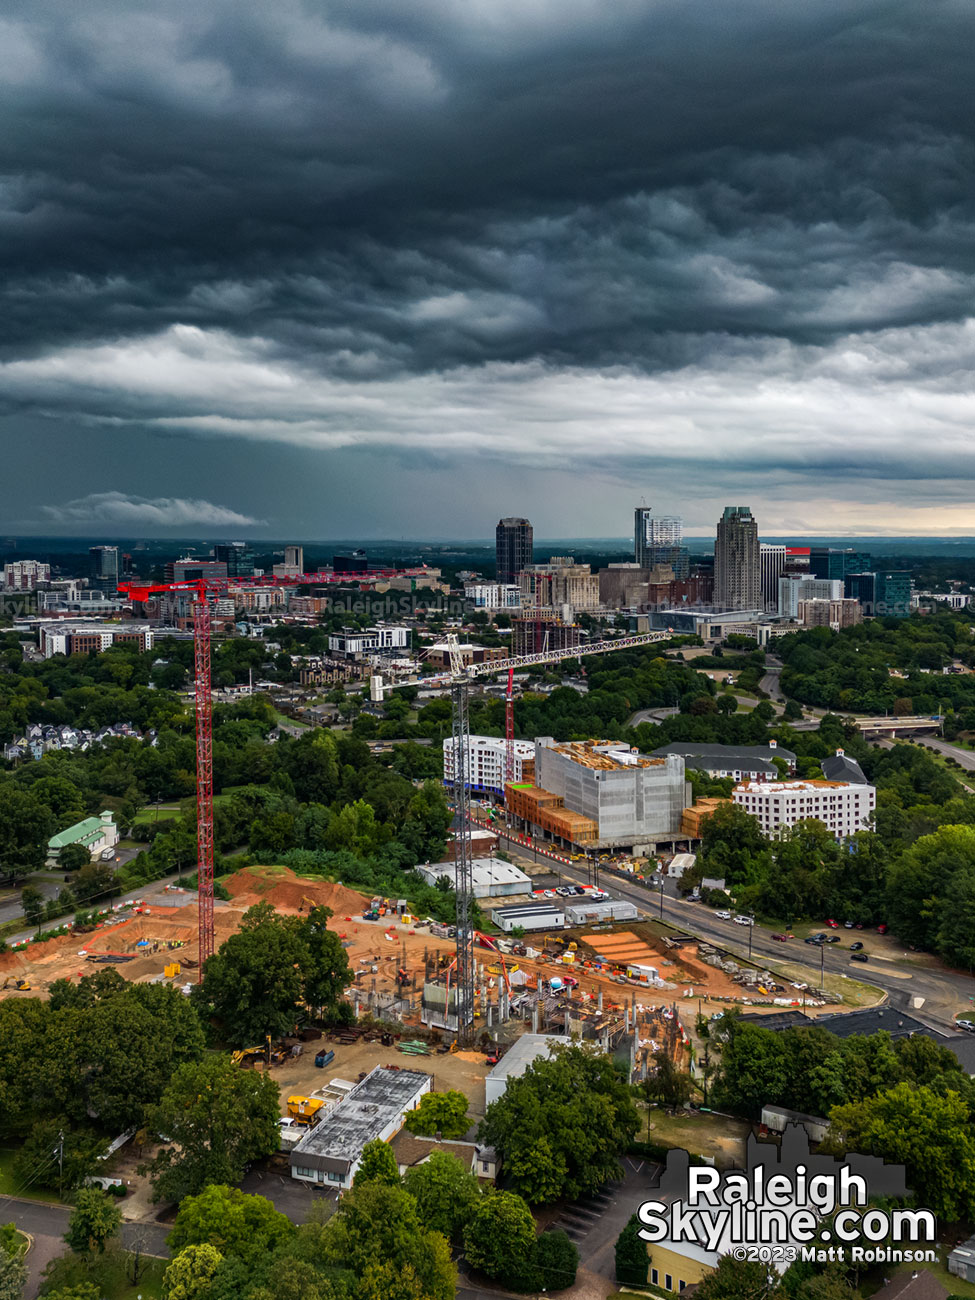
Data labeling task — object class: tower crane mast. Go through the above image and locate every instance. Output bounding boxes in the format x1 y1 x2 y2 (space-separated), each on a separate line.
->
118 579 216 973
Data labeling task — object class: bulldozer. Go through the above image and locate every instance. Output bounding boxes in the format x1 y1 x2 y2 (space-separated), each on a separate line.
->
1 977 30 991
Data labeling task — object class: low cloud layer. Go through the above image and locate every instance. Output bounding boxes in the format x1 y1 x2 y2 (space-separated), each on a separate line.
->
1 0 974 534
42 492 260 528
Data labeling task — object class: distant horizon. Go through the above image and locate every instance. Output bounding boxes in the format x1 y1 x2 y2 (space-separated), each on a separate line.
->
6 532 975 554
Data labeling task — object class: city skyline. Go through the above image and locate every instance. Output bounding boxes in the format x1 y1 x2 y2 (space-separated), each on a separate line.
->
1 0 974 537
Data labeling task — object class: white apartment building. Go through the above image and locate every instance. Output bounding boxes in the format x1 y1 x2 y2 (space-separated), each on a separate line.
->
443 734 536 795
465 583 522 610
733 779 876 839
3 561 51 591
328 625 411 658
778 576 843 618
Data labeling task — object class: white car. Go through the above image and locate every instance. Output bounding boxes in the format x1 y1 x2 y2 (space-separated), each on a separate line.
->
715 910 732 920
734 915 754 926
956 1019 975 1033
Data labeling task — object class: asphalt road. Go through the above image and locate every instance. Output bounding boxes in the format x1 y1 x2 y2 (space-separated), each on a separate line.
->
0 1198 171 1300
760 661 785 701
502 839 975 1027
912 734 975 772
1 868 186 946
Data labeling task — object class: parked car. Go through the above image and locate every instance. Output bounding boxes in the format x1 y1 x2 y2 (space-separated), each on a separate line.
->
827 919 839 928
734 915 754 926
771 933 789 942
825 935 840 943
805 935 824 945
877 923 888 934
850 941 864 951
850 952 869 962
715 910 732 920
955 1019 975 1033
844 920 854 928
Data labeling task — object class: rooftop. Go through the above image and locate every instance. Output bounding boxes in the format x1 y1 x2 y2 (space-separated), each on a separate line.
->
652 742 797 765
423 860 531 888
486 1033 565 1087
872 1272 947 1300
544 739 666 771
821 753 869 784
291 1066 430 1168
49 813 113 849
389 1131 476 1170
734 779 867 793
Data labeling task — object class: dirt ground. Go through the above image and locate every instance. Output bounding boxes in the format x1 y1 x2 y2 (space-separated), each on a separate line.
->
264 1037 494 1117
0 866 819 1030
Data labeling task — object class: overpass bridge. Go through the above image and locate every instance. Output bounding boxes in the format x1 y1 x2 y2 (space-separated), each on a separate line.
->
854 715 943 735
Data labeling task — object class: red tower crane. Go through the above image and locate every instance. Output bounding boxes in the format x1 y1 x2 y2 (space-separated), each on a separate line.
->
118 580 215 974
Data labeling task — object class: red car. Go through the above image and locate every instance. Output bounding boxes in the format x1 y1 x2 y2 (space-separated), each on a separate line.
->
827 919 839 928
771 933 789 942
877 923 888 934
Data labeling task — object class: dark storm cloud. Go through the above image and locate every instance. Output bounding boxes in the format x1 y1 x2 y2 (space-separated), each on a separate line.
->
2 0 975 533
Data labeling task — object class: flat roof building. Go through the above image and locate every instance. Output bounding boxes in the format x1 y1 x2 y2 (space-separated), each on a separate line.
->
484 1033 565 1107
289 1065 431 1189
733 778 875 839
490 902 565 933
417 858 531 898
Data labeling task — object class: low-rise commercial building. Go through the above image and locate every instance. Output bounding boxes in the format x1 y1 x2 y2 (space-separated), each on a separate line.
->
417 858 531 898
732 778 875 839
289 1066 430 1189
484 1033 565 1107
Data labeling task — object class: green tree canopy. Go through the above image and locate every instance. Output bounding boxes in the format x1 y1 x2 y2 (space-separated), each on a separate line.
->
615 1213 649 1286
167 1184 294 1261
402 1090 470 1140
64 1188 121 1256
353 1139 400 1188
162 1244 225 1300
478 1044 639 1203
146 1055 280 1203
462 1190 537 1291
402 1151 481 1242
827 1081 975 1222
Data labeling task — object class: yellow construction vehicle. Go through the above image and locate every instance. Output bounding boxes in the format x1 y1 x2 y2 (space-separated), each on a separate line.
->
287 1095 325 1125
1 977 30 991
164 962 181 979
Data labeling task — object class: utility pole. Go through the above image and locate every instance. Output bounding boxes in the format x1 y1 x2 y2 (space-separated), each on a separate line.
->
57 1129 64 1200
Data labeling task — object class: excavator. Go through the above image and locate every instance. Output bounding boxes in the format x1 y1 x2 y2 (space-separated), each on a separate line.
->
1 977 30 991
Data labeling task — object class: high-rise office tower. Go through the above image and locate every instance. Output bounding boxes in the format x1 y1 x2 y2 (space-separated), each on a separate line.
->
714 507 760 609
89 545 119 593
496 518 533 584
633 507 689 578
213 542 255 579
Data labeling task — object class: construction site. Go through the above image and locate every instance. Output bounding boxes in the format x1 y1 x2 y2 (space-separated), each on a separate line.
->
0 862 843 1103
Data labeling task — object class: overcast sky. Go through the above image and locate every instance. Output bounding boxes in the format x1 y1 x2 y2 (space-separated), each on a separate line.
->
2 0 974 539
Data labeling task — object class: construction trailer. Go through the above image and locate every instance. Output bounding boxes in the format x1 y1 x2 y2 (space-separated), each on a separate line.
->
490 902 566 933
564 899 638 925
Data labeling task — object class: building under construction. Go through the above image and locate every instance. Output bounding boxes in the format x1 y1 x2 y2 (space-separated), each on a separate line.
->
505 738 688 852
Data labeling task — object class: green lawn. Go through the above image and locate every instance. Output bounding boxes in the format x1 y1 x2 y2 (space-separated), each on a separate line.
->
0 1147 62 1203
131 803 181 825
40 1249 168 1299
